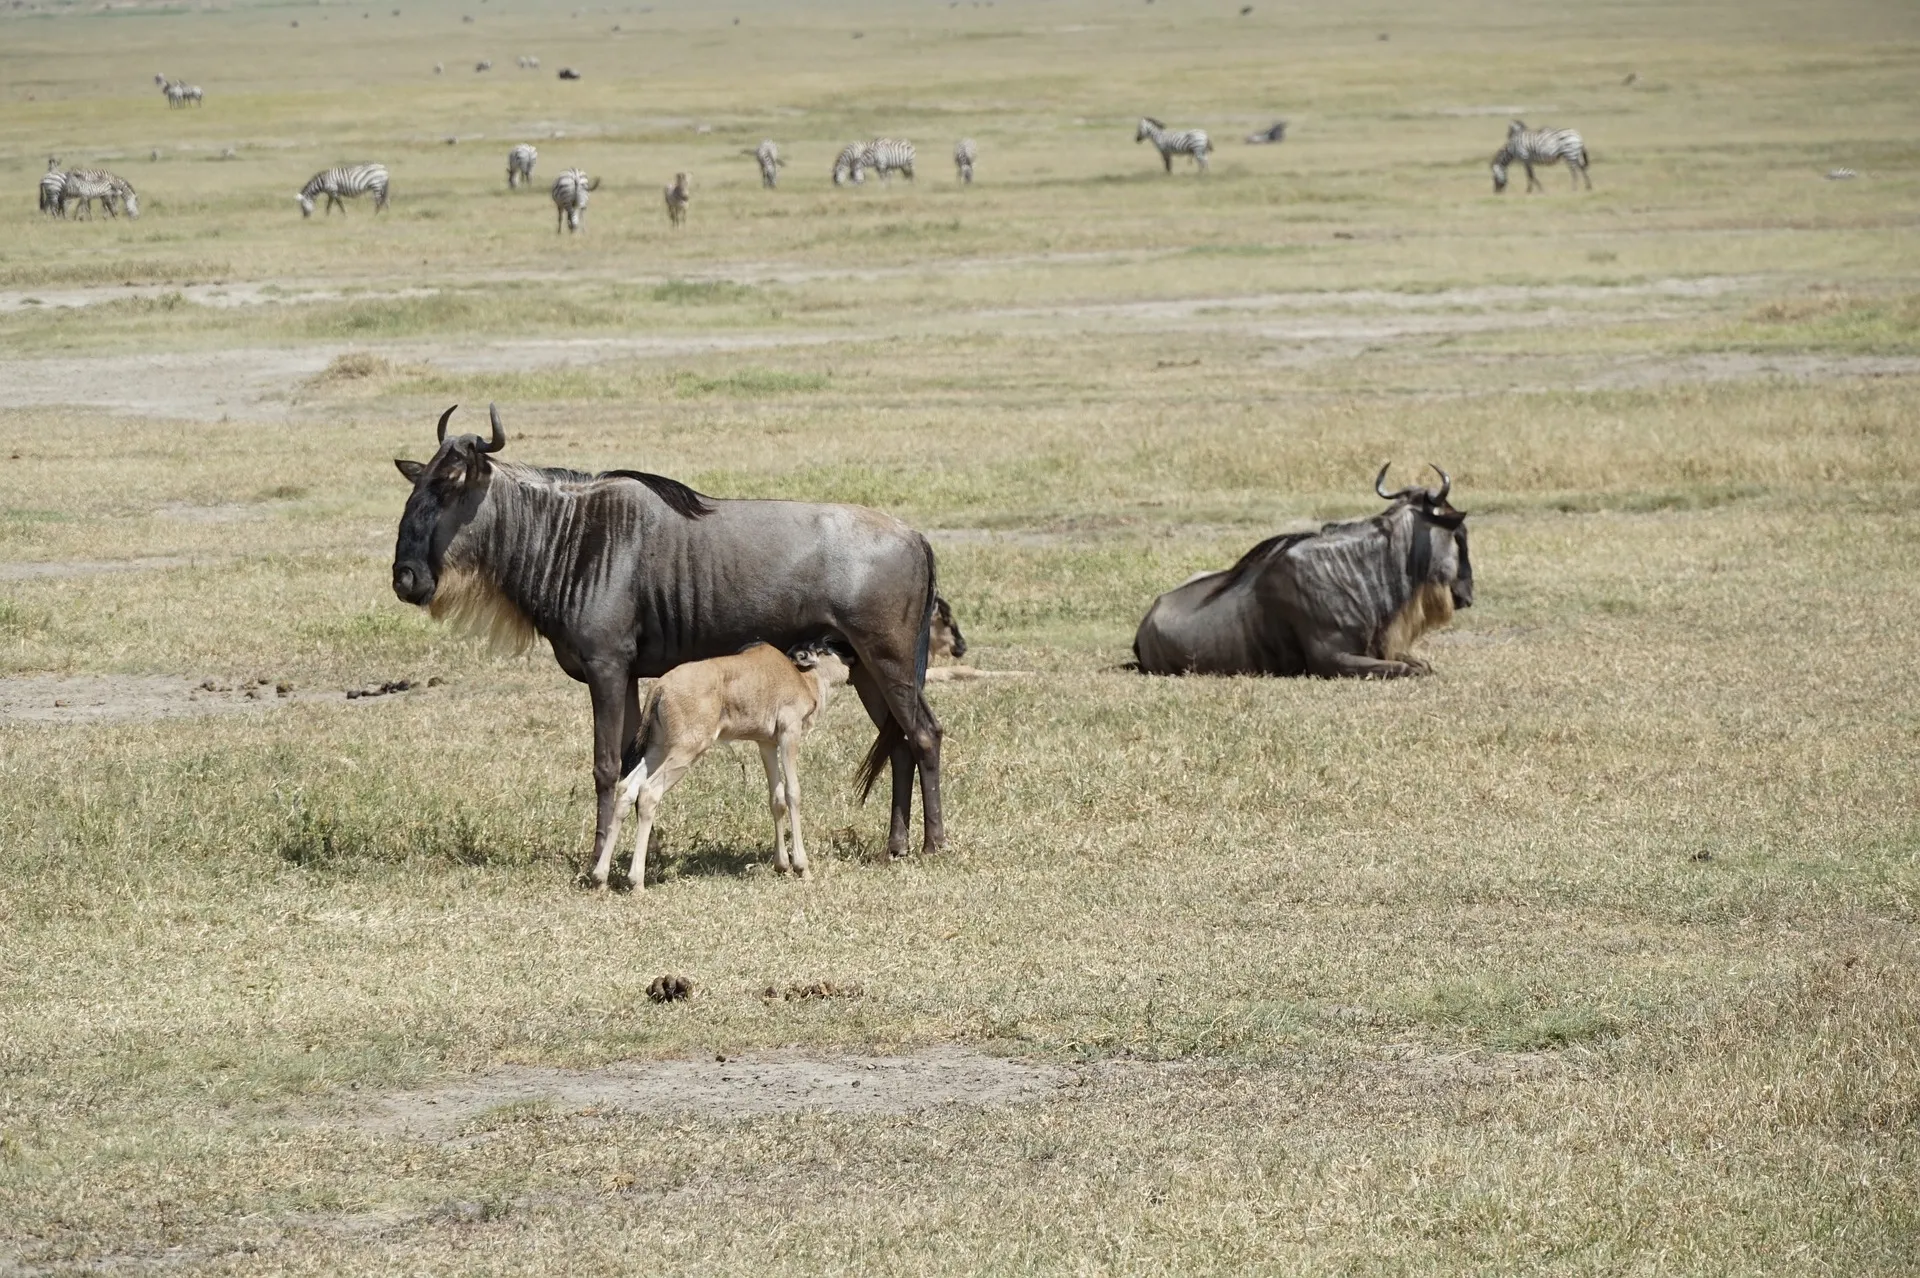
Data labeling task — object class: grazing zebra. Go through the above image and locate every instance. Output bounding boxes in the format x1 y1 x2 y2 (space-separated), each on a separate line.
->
866 138 915 182
663 171 690 226
60 169 138 220
507 143 537 189
1491 120 1590 192
832 141 866 186
296 163 390 217
953 137 976 184
39 159 65 216
1136 117 1210 173
751 139 783 188
475 59 493 72
551 167 598 232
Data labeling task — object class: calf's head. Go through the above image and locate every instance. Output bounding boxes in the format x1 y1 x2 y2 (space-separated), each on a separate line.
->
790 640 855 690
392 403 507 607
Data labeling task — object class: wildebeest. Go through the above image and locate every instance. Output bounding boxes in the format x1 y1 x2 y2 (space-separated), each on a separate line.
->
597 639 853 891
1132 464 1472 677
391 405 947 880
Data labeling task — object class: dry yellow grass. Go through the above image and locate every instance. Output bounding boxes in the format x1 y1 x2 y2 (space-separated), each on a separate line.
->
2 0 1918 1272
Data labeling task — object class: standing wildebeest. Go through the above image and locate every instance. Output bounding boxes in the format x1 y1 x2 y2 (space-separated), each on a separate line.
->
391 405 947 881
1132 464 1472 677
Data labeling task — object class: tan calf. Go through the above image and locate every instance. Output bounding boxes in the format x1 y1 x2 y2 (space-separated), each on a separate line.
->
590 641 851 890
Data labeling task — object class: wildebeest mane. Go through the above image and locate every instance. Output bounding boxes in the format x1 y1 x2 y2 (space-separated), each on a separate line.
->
521 463 714 519
599 470 715 519
1199 530 1315 603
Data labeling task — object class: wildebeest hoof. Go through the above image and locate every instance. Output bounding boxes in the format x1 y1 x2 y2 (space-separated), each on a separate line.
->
574 871 608 891
647 974 693 1003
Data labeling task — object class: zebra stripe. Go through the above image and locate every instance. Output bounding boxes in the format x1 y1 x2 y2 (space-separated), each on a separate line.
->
953 138 976 184
1136 117 1211 173
866 138 915 182
60 169 138 220
297 163 389 217
832 142 866 186
507 144 538 189
1492 121 1589 192
754 140 782 189
551 167 598 232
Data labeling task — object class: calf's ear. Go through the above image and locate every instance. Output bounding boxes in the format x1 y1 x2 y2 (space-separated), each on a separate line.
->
394 458 425 483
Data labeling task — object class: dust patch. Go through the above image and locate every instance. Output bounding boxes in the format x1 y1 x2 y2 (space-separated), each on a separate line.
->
0 555 190 582
1576 351 1920 390
0 675 418 725
357 1046 1069 1141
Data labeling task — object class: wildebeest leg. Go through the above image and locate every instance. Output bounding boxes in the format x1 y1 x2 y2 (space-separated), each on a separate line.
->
1311 645 1426 679
850 666 913 858
758 741 792 873
582 673 633 887
909 691 945 855
777 732 811 878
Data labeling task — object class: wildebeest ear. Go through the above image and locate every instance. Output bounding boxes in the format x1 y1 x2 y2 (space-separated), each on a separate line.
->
394 458 425 483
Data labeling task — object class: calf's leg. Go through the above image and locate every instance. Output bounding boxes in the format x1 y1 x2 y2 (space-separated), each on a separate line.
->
758 741 792 873
778 732 810 878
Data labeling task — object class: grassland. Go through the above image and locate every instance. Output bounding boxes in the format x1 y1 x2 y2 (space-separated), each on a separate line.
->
2 0 1919 1271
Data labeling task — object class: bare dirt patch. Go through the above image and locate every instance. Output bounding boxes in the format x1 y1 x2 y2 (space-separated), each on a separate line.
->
0 555 190 582
0 674 415 724
1576 351 1920 390
358 1046 1070 1141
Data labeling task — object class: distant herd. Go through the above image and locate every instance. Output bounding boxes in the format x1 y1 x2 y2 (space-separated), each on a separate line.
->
392 407 1473 889
32 73 1599 229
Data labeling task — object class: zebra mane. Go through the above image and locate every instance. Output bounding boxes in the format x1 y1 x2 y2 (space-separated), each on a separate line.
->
1143 116 1166 129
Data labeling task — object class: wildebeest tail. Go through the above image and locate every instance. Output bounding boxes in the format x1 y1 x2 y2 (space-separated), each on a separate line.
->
855 535 938 801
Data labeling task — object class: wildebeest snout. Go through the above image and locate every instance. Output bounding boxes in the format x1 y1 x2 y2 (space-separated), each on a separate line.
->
393 560 434 606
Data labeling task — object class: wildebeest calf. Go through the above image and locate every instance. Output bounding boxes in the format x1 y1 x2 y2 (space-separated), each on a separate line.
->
591 640 852 891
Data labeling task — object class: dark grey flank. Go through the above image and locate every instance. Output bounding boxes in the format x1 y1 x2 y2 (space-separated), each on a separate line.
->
1132 464 1473 677
392 405 945 878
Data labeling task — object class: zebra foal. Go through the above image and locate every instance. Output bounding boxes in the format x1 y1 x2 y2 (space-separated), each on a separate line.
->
60 169 139 220
296 163 390 217
507 144 538 189
1137 117 1210 173
1492 121 1590 193
552 167 599 232
953 138 976 184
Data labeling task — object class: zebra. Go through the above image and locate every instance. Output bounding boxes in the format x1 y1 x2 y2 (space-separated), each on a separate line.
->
296 163 390 217
551 167 598 232
953 137 976 184
751 139 783 188
832 141 866 186
39 158 65 216
866 138 915 182
507 143 538 189
1491 120 1590 193
664 171 690 226
1136 117 1210 173
60 169 138 220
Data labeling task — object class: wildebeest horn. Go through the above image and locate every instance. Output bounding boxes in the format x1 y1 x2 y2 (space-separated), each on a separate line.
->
1428 463 1451 504
482 403 506 452
1375 462 1395 500
436 404 458 443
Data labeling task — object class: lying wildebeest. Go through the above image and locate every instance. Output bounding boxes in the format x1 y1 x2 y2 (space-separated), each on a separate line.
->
1132 464 1472 677
391 405 946 879
598 639 853 890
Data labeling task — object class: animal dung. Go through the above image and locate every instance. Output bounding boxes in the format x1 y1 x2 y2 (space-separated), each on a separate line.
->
763 981 864 1002
345 678 414 700
647 974 694 1003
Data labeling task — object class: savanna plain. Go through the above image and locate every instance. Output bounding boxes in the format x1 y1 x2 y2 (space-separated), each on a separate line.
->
2 0 1919 1271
